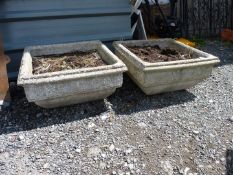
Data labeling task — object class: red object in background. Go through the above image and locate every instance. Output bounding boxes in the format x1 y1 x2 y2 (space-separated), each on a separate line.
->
221 29 233 42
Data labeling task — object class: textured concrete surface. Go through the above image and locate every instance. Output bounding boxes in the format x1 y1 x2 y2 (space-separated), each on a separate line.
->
17 41 127 108
113 39 220 95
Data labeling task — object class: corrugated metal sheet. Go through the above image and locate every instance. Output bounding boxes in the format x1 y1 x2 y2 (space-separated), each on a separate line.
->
0 0 132 78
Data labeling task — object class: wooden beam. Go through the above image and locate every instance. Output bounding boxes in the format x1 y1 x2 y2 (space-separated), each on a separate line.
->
0 35 11 110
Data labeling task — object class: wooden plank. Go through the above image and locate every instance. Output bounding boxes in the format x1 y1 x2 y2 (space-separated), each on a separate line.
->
0 35 11 110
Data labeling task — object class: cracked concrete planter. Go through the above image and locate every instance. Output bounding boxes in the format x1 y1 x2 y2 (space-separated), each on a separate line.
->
113 39 220 95
18 41 127 108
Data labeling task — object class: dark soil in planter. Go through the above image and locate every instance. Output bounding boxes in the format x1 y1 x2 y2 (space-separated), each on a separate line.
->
32 51 107 74
126 45 194 63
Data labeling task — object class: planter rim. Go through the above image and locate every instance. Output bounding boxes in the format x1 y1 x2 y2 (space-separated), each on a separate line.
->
144 60 219 72
113 39 220 70
18 41 127 85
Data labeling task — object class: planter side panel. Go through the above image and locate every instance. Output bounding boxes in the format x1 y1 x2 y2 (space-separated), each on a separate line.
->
24 73 123 102
115 48 145 85
144 65 213 87
35 88 116 108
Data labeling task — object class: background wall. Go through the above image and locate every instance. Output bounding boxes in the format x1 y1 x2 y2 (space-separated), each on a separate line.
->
0 0 132 79
131 0 233 38
178 0 233 38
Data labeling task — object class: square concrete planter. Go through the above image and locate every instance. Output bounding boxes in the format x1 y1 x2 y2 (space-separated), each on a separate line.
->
18 41 127 108
113 39 220 95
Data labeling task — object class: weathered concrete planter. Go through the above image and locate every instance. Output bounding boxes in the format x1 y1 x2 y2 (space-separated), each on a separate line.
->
113 39 220 95
18 41 127 108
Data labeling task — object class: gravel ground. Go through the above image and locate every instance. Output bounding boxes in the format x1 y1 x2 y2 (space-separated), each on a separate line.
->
0 40 233 175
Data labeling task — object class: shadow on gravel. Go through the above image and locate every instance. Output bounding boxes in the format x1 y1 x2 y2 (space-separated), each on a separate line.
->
226 149 233 175
0 75 196 135
0 84 107 135
108 75 196 115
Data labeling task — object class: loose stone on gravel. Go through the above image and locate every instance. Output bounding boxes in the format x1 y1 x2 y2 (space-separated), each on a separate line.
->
100 113 109 121
229 116 233 122
137 122 147 128
36 113 43 118
109 144 115 152
43 163 50 169
75 148 81 153
161 161 173 175
99 162 107 169
87 122 96 128
18 134 24 141
128 163 134 170
112 170 117 175
124 149 132 155
87 147 101 157
192 130 200 135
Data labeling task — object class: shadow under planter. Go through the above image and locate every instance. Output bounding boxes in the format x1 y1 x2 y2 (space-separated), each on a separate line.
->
0 92 107 135
108 74 196 115
113 39 220 95
17 41 127 108
226 149 233 175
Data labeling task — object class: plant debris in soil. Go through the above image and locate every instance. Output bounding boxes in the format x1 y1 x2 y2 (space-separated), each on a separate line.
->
126 45 194 63
32 50 107 74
